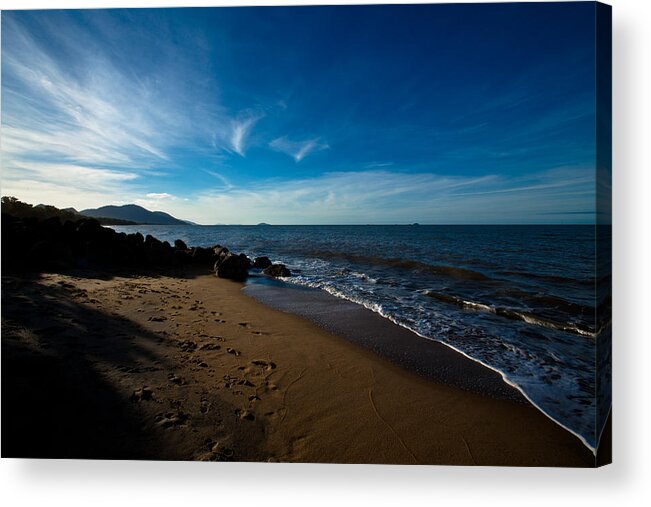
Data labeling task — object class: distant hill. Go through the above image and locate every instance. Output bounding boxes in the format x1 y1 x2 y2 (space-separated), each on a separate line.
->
1 197 136 225
80 204 188 225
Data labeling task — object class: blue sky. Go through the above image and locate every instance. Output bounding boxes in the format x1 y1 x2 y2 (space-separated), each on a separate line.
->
1 3 600 224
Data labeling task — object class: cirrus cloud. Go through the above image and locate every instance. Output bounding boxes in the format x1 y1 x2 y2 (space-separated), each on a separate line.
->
269 136 330 162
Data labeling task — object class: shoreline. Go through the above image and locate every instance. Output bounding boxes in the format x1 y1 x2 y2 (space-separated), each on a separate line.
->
2 265 595 466
243 276 598 454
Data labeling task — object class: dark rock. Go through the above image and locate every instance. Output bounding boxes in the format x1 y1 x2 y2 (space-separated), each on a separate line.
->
2 207 258 275
28 239 73 270
252 256 272 269
239 253 252 269
174 249 191 263
191 246 213 265
214 252 250 281
263 264 291 277
144 234 162 248
76 219 103 242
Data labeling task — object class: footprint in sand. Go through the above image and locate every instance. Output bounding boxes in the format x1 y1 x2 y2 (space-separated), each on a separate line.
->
178 340 197 352
222 374 243 389
168 373 186 385
148 316 167 322
155 411 188 428
235 409 255 421
226 347 241 356
131 386 155 401
197 440 234 461
251 359 277 371
187 356 208 368
199 343 221 351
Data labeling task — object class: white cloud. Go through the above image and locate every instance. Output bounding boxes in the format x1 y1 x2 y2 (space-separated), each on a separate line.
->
230 115 261 156
0 14 256 197
203 169 234 190
146 193 177 200
0 179 138 211
269 136 329 162
172 168 593 224
1 165 595 225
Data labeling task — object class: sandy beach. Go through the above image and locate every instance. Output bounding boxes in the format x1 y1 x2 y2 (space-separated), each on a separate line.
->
1 266 595 466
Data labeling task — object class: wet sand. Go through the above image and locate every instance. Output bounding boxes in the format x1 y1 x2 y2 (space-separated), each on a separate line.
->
1 267 594 465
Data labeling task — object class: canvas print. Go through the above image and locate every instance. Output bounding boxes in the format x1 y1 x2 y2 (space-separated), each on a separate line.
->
1 2 611 466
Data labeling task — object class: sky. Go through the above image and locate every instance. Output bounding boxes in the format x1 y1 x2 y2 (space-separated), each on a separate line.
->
1 3 602 224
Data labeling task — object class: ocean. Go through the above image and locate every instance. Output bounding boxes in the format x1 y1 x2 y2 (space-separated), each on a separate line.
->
112 224 610 450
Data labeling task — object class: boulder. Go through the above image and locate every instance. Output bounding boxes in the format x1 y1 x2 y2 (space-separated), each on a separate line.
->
214 252 250 281
174 249 191 264
27 239 73 270
144 234 162 248
252 256 272 269
191 246 214 265
174 239 188 250
76 218 103 240
213 246 229 258
263 263 291 278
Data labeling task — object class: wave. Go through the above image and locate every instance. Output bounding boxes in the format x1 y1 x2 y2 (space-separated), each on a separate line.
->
424 291 596 337
497 288 595 317
495 270 593 287
282 276 596 453
306 250 489 281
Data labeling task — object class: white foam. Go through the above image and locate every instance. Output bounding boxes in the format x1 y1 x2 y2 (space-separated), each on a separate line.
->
283 274 597 454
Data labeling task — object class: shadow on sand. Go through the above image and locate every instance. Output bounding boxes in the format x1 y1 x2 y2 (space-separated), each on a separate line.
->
2 270 183 459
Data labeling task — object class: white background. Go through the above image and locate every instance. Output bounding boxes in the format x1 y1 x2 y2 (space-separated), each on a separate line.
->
0 0 649 505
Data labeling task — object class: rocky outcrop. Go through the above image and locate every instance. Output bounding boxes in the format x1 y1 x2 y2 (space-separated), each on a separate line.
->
2 214 176 271
214 252 251 281
190 246 213 265
1 212 260 282
252 256 272 269
263 264 291 278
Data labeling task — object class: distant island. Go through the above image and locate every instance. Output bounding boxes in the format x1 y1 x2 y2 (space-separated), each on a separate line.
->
1 197 189 226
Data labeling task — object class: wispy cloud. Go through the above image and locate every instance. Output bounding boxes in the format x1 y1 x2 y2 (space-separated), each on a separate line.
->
0 13 259 201
202 169 235 190
230 114 262 156
166 167 594 224
146 192 177 200
364 161 394 169
2 16 184 172
269 137 329 162
0 10 596 225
